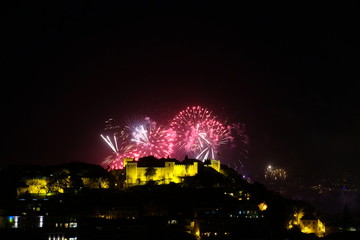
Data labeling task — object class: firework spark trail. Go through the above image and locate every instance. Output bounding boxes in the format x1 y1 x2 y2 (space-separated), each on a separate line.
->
100 131 130 169
100 118 133 169
131 125 150 144
100 134 117 153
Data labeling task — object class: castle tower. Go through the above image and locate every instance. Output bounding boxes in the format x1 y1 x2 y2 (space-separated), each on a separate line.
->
125 161 138 187
123 158 134 167
165 161 175 183
210 159 220 172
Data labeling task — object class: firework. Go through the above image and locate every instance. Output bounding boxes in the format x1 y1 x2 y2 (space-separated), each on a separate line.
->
264 165 287 181
100 107 249 172
218 122 249 172
170 106 232 161
100 119 132 169
101 117 175 169
127 118 176 160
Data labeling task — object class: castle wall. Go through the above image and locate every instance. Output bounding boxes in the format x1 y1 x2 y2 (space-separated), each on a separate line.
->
125 160 199 187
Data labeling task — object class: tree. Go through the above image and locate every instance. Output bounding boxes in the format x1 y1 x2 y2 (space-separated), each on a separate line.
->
94 177 109 188
47 168 71 194
109 169 126 189
26 179 48 197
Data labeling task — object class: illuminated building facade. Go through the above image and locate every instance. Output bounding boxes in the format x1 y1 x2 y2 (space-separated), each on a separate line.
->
287 208 326 237
300 218 326 237
124 158 221 187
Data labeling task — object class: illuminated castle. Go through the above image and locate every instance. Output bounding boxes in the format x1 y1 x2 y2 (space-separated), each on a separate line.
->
124 158 220 187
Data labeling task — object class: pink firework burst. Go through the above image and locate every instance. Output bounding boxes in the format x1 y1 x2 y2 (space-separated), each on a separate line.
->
101 117 175 169
170 106 232 161
127 119 176 160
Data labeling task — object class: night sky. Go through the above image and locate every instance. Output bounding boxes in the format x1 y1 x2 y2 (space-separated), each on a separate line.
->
1 1 359 179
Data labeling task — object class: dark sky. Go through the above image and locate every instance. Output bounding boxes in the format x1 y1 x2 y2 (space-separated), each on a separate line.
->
1 1 359 178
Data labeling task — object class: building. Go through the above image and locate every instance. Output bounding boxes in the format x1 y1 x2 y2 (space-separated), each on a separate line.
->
124 158 221 187
299 217 326 237
287 208 326 237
